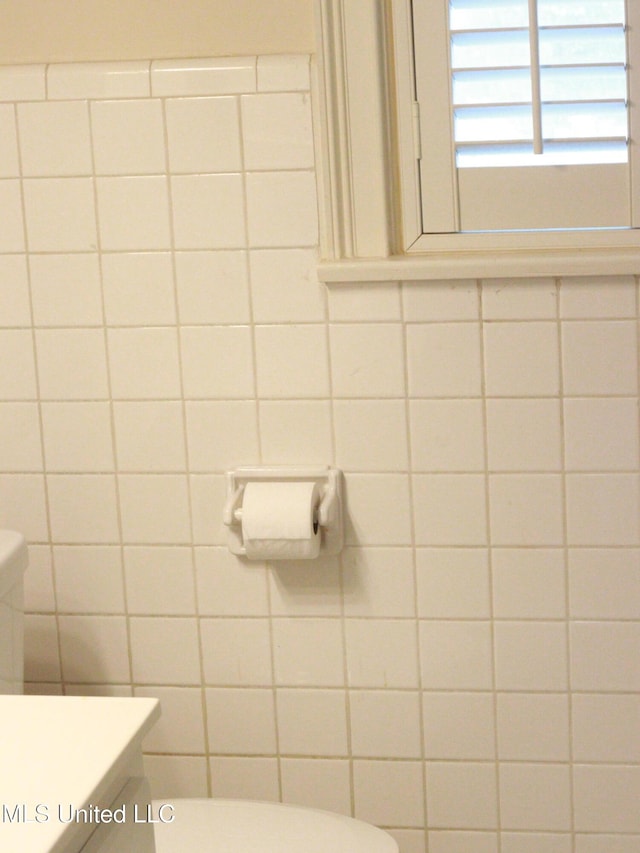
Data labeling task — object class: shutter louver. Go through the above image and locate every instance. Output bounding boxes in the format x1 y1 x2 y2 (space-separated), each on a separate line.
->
450 0 628 168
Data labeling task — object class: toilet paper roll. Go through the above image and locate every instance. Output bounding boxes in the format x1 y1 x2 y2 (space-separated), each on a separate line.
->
241 480 321 560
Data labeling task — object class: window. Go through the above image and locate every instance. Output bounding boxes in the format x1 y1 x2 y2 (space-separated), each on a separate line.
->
411 0 636 233
314 0 640 281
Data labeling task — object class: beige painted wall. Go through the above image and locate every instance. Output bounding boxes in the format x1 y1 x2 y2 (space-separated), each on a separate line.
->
0 0 314 65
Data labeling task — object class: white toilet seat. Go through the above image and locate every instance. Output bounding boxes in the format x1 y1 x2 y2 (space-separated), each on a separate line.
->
152 799 398 853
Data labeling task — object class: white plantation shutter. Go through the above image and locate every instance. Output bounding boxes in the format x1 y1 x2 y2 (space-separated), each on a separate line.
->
412 0 638 233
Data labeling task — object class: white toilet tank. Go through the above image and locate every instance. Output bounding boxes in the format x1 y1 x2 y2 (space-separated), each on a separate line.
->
0 530 27 694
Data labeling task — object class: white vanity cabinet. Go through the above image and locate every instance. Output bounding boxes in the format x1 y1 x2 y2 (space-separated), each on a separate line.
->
0 695 160 853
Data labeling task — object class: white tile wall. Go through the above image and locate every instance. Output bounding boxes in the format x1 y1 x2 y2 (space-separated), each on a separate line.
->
1 54 639 852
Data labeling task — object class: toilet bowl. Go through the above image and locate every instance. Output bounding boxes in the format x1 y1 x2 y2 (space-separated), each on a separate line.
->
152 798 399 852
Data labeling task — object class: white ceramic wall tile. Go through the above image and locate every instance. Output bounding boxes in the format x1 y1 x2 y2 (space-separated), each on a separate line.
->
420 621 494 690
189 474 227 545
353 760 425 827
486 399 562 471
343 475 413 546
492 549 566 619
22 545 56 613
0 64 45 101
23 615 62 682
91 99 166 175
41 402 114 472
483 322 560 397
135 686 206 754
426 762 498 829
46 474 119 544
195 547 269 617
0 256 31 327
488 474 564 546
499 764 572 831
245 171 318 247
53 545 124 613
209 756 279 801
272 618 344 687
334 399 409 471
124 546 196 616
350 691 422 758
107 327 181 400
181 325 255 400
275 688 348 756
564 397 639 470
175 251 250 325
575 838 640 853
0 105 20 177
151 58 257 97
406 323 483 397
572 693 640 762
279 758 351 815
342 547 416 617
568 548 640 619
58 614 130 683
345 619 419 687
254 324 330 399
144 755 208 799
0 181 25 252
249 248 325 324
329 282 402 322
565 473 640 546
427 831 498 853
96 176 171 250
267 556 342 617
113 401 186 472
422 692 496 760
0 402 43 471
570 621 640 691
560 276 636 318
256 55 310 92
101 252 176 326
23 178 97 251
241 92 314 170
413 474 488 546
410 400 485 471
258 400 333 466
402 280 479 321
36 328 109 400
415 548 491 618
166 96 241 173
496 694 570 761
200 618 272 685
573 765 640 832
501 834 571 853
186 400 259 471
205 687 276 754
0 330 37 399
171 174 246 249
494 622 568 691
18 101 92 176
129 616 201 684
30 254 103 327
0 474 49 542
330 323 406 398
481 278 557 320
47 62 150 100
117 474 191 544
561 320 638 395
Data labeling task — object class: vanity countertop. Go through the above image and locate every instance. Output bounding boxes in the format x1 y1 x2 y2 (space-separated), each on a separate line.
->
0 695 160 853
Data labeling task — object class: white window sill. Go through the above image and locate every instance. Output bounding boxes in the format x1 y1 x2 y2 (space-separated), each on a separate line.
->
318 244 640 284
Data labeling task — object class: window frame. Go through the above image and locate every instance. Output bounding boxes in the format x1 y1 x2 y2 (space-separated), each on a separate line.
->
313 0 640 283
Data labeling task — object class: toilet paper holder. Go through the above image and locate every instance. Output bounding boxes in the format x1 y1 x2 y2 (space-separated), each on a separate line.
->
223 466 344 558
